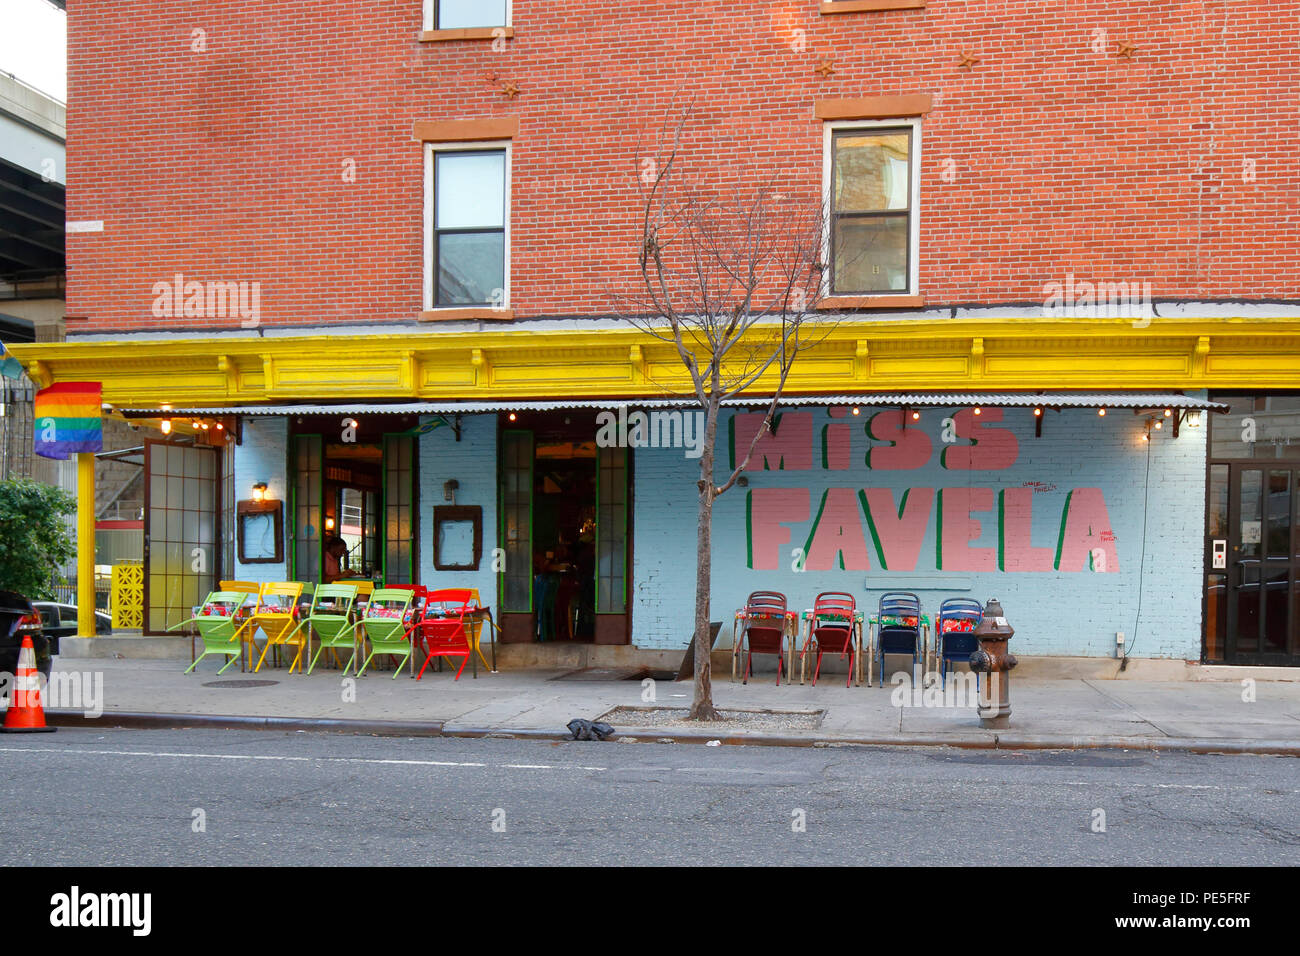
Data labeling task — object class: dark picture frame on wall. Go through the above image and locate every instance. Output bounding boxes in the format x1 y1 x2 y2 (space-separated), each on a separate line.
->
237 499 285 564
433 505 482 571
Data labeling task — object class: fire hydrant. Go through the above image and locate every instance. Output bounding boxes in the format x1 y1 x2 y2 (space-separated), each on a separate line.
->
968 598 1018 729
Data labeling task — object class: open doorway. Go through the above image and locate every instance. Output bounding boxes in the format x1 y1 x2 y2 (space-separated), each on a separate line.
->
534 432 597 641
499 411 630 644
289 417 417 585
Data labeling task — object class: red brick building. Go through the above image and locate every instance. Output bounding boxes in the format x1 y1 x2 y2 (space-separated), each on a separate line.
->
14 1 1300 669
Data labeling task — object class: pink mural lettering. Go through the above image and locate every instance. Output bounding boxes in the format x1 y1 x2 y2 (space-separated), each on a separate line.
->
941 407 1020 470
803 488 871 571
860 487 933 572
866 410 932 470
998 488 1056 571
822 423 853 470
732 412 813 471
1054 487 1119 572
938 487 997 571
747 488 810 569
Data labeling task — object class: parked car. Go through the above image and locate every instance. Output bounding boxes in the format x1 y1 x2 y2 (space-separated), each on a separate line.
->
33 601 112 654
0 591 52 681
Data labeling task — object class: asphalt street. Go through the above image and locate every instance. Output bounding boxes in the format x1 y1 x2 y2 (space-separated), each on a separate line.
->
1 729 1297 866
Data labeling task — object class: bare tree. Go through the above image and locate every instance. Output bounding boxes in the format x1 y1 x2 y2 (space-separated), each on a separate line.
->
613 110 829 720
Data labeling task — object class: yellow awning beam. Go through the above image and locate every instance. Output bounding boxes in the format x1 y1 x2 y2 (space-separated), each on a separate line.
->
8 317 1300 408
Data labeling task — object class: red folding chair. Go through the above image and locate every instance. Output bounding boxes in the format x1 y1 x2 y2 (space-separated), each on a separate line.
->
415 588 474 681
804 591 857 687
740 591 790 685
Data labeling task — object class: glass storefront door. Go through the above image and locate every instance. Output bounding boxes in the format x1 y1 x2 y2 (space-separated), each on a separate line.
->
1205 395 1300 665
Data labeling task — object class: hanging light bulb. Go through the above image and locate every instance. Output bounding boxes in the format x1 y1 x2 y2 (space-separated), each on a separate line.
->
160 419 172 435
1033 407 1043 417
1098 407 1107 417
973 407 982 416
1164 408 1173 418
910 410 921 421
851 407 861 416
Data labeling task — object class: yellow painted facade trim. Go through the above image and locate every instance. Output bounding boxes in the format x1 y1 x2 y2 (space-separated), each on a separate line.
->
9 317 1300 408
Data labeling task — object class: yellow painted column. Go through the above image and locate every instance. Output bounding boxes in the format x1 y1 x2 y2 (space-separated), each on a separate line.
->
77 452 96 638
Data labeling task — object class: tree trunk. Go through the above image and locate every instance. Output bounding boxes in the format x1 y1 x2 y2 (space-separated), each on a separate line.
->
689 406 720 720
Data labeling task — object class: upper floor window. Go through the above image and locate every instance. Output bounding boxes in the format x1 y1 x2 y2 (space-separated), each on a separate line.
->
427 0 510 30
823 119 920 297
424 144 510 309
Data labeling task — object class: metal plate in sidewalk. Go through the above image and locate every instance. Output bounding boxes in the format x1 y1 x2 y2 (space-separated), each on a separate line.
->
550 668 680 682
201 679 280 688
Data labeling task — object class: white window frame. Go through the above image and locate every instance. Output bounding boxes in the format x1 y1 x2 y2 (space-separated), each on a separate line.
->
423 0 513 31
422 140 512 311
821 117 922 298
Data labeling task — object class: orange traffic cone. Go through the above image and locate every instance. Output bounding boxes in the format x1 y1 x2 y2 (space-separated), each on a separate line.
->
2 636 55 733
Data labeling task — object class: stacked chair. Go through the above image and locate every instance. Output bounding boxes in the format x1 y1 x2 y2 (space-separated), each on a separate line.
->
875 592 922 687
936 597 983 690
800 591 858 687
735 591 791 686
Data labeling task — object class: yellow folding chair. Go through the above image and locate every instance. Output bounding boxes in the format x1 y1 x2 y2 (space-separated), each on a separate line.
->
336 579 375 601
251 582 307 673
220 580 261 594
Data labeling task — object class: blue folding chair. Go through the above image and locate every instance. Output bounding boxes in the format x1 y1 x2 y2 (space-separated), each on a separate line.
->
876 592 922 687
936 598 983 690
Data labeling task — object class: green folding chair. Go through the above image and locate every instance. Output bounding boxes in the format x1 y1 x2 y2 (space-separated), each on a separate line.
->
172 591 256 674
302 583 361 675
354 588 416 679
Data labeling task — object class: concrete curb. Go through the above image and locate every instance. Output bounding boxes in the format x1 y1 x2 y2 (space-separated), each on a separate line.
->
41 710 1300 756
44 710 446 737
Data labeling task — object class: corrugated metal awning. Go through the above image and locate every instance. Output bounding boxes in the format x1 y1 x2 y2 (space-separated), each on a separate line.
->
120 392 1228 417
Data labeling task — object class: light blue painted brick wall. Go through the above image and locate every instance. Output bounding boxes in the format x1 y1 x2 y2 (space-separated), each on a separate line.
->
631 406 1207 659
234 417 288 582
418 414 498 602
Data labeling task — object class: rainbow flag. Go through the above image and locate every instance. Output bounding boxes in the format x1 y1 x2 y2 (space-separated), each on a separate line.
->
34 382 103 459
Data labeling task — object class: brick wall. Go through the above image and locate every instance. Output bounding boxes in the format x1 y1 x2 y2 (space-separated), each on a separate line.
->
65 1 1299 333
632 405 1207 658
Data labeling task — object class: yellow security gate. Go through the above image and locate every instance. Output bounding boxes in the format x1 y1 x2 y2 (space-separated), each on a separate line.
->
111 561 143 629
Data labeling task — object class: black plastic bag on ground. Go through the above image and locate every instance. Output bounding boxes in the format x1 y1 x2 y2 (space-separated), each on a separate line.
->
566 719 614 741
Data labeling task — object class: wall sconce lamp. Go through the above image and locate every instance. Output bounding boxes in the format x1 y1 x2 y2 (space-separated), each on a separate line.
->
252 482 268 502
160 419 172 435
1186 410 1202 428
444 478 460 503
324 516 336 532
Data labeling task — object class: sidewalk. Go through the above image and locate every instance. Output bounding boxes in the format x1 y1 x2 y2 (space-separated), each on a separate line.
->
26 656 1300 755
